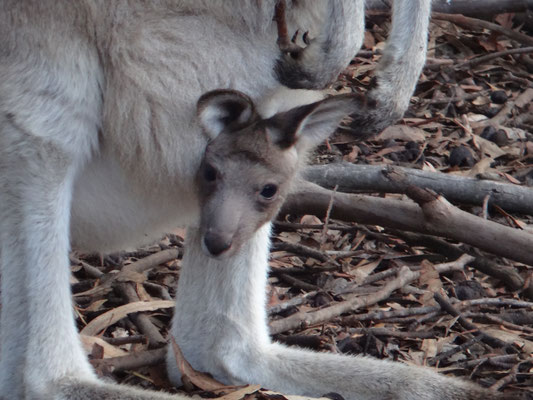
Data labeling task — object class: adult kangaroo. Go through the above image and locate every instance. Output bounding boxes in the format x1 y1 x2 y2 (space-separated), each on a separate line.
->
0 1 495 399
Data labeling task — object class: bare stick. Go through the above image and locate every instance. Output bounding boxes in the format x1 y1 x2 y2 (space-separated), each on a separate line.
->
456 46 533 70
283 181 533 266
303 163 533 216
116 283 167 348
366 0 533 16
432 13 533 47
121 248 180 275
91 348 166 372
270 255 474 334
269 266 418 334
433 292 518 352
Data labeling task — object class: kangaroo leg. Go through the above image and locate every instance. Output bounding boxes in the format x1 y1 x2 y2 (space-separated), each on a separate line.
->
353 0 432 136
0 33 186 400
56 380 187 400
168 225 496 400
0 117 99 398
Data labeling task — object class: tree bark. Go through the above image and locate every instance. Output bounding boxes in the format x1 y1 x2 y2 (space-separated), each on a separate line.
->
366 0 533 17
303 163 533 216
283 180 533 266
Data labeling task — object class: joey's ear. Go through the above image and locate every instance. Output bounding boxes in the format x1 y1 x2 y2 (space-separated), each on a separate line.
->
264 94 365 152
197 89 257 140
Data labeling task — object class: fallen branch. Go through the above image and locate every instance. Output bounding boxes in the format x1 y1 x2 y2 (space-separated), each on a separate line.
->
91 347 166 372
434 292 519 352
409 185 533 265
336 254 473 296
349 327 437 339
490 358 533 391
116 283 167 347
269 255 476 334
283 181 533 266
456 46 533 70
269 266 418 334
303 163 533 216
432 13 533 47
366 0 533 16
121 248 180 275
393 231 528 297
271 241 339 266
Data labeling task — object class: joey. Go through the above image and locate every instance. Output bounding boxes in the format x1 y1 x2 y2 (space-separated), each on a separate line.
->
195 89 364 258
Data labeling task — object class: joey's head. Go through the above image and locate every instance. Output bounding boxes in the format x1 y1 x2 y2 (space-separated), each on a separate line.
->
196 89 364 258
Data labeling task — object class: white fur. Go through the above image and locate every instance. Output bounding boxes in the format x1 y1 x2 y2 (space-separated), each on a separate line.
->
256 88 326 118
0 2 489 400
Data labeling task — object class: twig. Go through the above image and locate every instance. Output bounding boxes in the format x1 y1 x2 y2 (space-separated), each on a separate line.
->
424 91 490 105
320 185 337 248
393 231 526 295
121 248 180 275
103 335 147 346
278 273 321 292
268 291 318 315
91 348 166 372
269 266 418 334
271 241 339 266
452 354 520 370
429 337 482 366
472 88 533 129
456 46 533 70
490 358 533 391
116 283 167 347
336 254 473 296
342 305 439 324
483 314 533 335
366 0 533 16
434 292 519 352
351 327 437 339
432 13 533 48
70 255 104 278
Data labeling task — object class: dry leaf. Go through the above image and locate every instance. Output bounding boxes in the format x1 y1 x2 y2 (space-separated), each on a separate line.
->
84 299 108 313
170 336 243 394
116 270 147 284
377 125 426 142
353 258 382 285
300 215 322 225
81 300 174 336
484 328 533 353
80 335 127 358
419 260 441 306
421 339 438 360
472 135 506 158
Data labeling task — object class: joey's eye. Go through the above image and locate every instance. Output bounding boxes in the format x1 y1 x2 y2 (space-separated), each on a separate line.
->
204 164 218 182
260 184 278 199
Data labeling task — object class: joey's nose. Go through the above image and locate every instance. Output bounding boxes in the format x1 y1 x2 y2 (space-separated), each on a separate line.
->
203 231 232 256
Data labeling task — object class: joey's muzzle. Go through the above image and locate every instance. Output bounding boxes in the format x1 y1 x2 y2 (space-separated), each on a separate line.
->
203 230 233 256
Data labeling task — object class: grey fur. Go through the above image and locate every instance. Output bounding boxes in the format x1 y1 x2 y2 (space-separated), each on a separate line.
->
0 1 496 399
